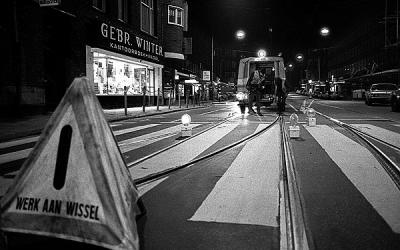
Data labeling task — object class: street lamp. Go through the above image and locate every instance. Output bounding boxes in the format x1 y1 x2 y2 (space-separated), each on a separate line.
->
295 53 304 62
320 27 330 37
235 30 246 40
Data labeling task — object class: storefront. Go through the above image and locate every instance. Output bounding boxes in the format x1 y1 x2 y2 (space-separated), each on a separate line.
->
86 21 164 108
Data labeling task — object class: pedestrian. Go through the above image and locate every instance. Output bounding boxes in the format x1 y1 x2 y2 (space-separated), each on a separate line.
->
246 68 264 115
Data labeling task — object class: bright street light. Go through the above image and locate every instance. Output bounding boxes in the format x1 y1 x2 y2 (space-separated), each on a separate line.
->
288 63 293 68
257 49 267 57
320 27 330 37
295 53 304 62
235 30 246 40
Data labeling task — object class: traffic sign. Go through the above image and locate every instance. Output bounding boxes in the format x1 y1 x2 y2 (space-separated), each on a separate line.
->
0 77 140 249
203 71 210 81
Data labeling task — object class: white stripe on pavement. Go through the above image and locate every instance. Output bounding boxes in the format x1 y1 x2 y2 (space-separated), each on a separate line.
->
120 124 201 153
0 136 39 149
189 124 280 226
113 124 160 136
138 177 169 197
0 148 32 165
351 124 400 148
130 123 239 180
306 125 400 233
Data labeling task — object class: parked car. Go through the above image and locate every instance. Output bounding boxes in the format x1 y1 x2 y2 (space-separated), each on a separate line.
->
391 88 400 112
365 83 397 105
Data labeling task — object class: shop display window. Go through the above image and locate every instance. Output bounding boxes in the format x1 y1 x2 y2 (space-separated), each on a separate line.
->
93 52 154 95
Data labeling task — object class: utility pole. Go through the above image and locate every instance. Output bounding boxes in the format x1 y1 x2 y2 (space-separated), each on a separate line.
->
211 35 214 100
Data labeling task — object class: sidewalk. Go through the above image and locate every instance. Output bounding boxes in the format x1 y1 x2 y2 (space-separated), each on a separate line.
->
0 103 211 143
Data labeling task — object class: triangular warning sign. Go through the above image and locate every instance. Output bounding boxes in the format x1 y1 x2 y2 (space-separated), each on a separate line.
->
0 77 140 250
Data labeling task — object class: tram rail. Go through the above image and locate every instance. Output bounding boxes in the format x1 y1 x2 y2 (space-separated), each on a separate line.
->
315 110 400 190
132 113 310 250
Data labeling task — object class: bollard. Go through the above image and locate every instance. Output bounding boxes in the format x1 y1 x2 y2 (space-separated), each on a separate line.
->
178 90 181 108
157 88 160 111
168 89 172 109
124 86 128 116
142 87 146 113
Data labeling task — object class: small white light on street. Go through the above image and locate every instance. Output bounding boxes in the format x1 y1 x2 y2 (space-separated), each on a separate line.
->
181 114 192 137
181 114 191 126
289 113 300 138
307 108 316 126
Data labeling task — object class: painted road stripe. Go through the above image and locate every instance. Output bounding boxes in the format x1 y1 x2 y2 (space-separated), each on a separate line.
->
113 124 160 136
306 125 400 233
351 124 400 148
0 136 39 149
130 123 239 179
120 124 201 153
0 123 165 165
189 124 280 226
138 177 169 197
0 148 32 165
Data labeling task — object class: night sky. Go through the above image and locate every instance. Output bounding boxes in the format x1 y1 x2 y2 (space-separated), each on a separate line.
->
187 0 384 61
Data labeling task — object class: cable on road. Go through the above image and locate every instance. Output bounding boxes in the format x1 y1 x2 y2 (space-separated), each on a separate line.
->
134 116 280 186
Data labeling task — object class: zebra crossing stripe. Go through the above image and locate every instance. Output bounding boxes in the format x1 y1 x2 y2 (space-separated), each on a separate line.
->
113 124 160 136
0 136 39 149
189 124 280 226
0 148 32 165
130 123 239 180
306 125 400 233
119 124 201 153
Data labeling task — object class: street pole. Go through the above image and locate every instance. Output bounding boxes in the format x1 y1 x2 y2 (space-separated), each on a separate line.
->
156 87 160 111
124 86 128 116
318 55 321 83
211 35 214 101
142 86 146 113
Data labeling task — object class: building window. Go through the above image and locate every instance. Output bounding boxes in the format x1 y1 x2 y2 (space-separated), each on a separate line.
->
118 0 128 22
141 0 155 35
168 5 183 26
93 0 106 12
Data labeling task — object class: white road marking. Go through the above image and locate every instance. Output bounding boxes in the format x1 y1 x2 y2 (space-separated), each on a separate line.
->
189 124 280 226
392 124 400 128
306 125 400 233
0 136 39 149
200 108 230 115
120 124 201 153
0 148 32 165
316 103 344 109
130 123 239 180
351 124 400 148
113 124 160 136
137 177 169 197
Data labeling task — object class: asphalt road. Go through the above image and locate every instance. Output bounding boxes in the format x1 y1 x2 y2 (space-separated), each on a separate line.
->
1 96 400 249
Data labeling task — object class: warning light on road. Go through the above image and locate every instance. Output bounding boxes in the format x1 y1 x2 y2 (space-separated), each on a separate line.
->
289 113 300 138
307 108 316 126
181 114 192 137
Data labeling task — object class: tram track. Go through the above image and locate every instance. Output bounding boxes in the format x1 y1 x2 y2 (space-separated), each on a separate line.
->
132 113 310 250
315 110 400 190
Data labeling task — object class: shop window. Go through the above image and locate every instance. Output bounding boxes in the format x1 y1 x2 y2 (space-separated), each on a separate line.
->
168 5 183 26
141 0 155 35
118 0 128 22
93 0 106 12
93 52 155 96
